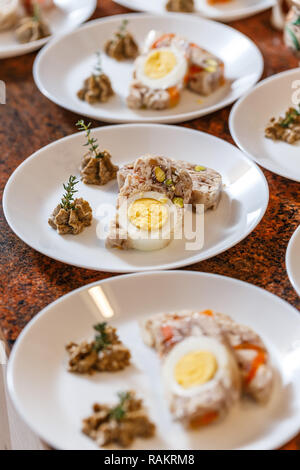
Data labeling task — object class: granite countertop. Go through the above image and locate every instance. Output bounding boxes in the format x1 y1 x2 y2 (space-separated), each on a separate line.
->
0 0 299 450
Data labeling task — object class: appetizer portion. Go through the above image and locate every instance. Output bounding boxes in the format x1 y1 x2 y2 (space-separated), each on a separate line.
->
0 0 19 31
105 19 139 61
117 156 222 211
77 52 114 104
174 161 222 211
166 0 195 12
127 32 188 110
15 2 50 43
82 391 155 447
66 323 131 374
162 336 240 426
127 31 225 110
113 191 183 251
76 120 118 185
48 176 92 235
265 106 300 144
106 155 192 251
119 155 192 205
141 310 274 404
0 0 51 42
186 43 224 96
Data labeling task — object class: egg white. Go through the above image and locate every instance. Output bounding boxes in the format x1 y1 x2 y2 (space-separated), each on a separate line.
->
118 191 182 251
162 336 239 398
135 46 188 91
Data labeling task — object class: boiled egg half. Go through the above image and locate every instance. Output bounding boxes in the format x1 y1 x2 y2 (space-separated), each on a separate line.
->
118 191 182 251
135 46 188 90
162 336 240 398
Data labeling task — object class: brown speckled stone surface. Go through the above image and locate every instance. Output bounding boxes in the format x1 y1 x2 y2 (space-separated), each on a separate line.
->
0 0 299 450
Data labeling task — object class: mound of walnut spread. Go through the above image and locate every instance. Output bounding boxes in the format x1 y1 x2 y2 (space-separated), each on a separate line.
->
66 323 131 374
265 106 300 144
15 3 50 44
76 120 119 185
77 74 114 104
48 176 92 235
77 51 114 104
48 197 92 235
166 0 195 12
82 391 155 447
81 150 119 185
105 19 139 61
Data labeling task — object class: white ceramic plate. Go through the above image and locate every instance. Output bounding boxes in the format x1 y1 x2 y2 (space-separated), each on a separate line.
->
33 13 263 124
286 225 300 297
229 68 300 182
7 270 300 450
0 0 96 59
3 124 269 273
114 0 275 23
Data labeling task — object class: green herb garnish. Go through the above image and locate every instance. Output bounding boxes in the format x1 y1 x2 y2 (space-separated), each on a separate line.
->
293 16 300 26
60 175 78 211
76 119 104 159
286 26 300 51
116 19 128 39
279 107 300 128
94 51 103 76
109 391 131 421
32 2 41 22
93 322 111 352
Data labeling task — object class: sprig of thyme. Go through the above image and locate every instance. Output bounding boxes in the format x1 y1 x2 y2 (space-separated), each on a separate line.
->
293 16 300 26
279 106 300 128
60 176 78 211
109 392 131 421
32 2 41 22
94 50 103 76
93 322 112 352
116 19 128 39
76 119 104 159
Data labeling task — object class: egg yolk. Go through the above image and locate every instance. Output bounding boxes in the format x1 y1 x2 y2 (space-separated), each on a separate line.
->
144 50 177 79
128 198 168 231
174 350 218 389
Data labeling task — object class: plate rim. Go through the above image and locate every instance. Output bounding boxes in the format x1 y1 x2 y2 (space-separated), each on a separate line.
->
113 0 276 23
229 67 300 183
286 225 300 297
0 0 97 59
7 269 300 450
32 12 264 124
2 123 269 273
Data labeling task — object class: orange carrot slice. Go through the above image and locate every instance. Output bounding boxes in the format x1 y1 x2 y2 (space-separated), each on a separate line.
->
151 33 175 49
234 343 267 385
167 86 180 107
245 351 266 385
201 309 213 316
190 411 219 428
161 325 173 342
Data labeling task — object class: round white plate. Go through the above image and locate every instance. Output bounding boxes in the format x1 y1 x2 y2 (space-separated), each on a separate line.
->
33 13 263 124
3 124 269 273
0 0 96 59
7 270 300 450
286 225 300 297
114 0 275 23
229 68 300 182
